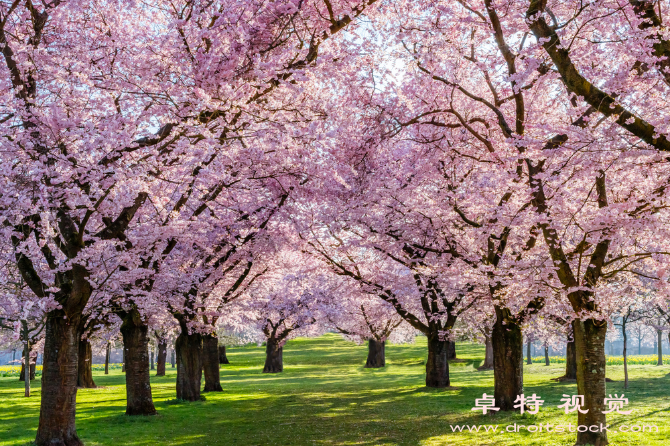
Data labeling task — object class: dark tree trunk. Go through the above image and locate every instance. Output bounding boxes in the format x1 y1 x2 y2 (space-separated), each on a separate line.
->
263 338 283 373
492 308 523 411
446 340 456 360
526 339 532 364
156 338 167 376
104 342 110 375
425 336 450 388
565 336 577 379
21 339 32 397
478 335 494 370
120 311 156 416
202 334 222 392
35 313 83 446
170 349 175 368
150 348 155 370
19 346 36 382
574 319 608 446
364 339 385 368
175 323 203 401
77 339 96 389
544 343 549 366
219 345 229 364
122 348 125 373
622 322 628 390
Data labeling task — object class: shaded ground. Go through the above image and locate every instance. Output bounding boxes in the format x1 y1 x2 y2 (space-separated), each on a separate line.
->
1 334 669 445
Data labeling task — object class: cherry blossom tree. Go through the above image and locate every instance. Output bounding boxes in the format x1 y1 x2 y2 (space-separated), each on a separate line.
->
0 0 379 442
227 251 330 373
323 288 411 368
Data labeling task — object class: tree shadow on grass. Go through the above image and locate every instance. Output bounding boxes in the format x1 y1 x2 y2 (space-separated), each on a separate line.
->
3 340 670 446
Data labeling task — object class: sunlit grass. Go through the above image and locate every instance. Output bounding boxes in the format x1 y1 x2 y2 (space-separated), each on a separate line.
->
1 334 669 445
532 355 670 366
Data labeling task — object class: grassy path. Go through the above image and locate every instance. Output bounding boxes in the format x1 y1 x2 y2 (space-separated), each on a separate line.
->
1 334 669 445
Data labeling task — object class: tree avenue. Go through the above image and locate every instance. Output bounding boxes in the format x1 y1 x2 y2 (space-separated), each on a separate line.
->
2 1 670 446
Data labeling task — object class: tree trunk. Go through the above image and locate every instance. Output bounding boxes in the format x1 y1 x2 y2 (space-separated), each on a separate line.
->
492 308 523 411
104 342 110 375
77 339 96 389
156 338 167 376
544 343 549 366
425 336 450 387
19 348 36 382
150 348 155 370
122 348 126 373
574 319 608 446
565 336 577 380
364 339 385 368
526 339 532 364
120 311 156 416
35 313 83 446
23 340 31 397
175 323 203 401
219 345 229 364
478 335 494 370
658 329 663 366
622 323 628 390
446 340 456 360
171 349 175 368
263 338 284 373
202 334 222 391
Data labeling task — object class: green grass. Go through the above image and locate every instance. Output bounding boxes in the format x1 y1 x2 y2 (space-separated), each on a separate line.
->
1 334 669 445
531 355 670 366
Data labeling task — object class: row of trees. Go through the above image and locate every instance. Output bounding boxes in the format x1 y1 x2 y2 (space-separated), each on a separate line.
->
3 1 670 445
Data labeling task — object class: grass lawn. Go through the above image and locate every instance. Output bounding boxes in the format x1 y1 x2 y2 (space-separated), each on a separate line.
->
1 333 669 445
